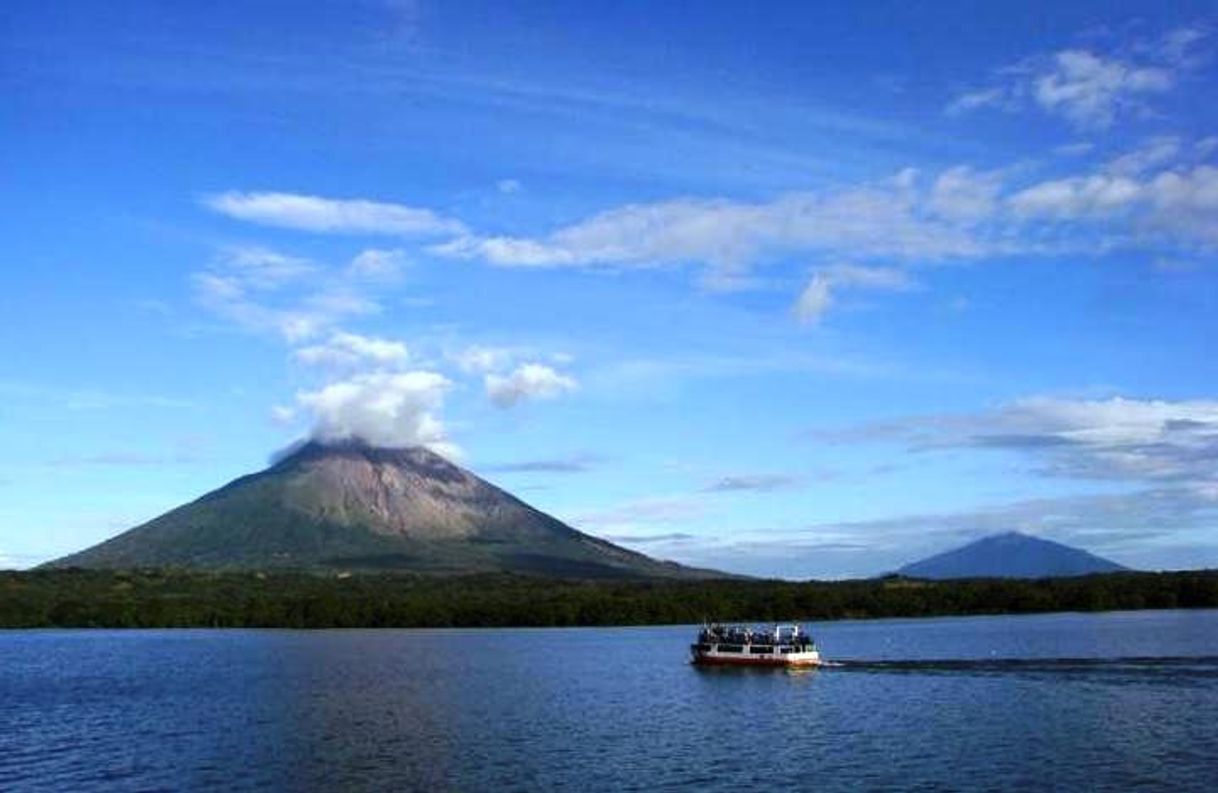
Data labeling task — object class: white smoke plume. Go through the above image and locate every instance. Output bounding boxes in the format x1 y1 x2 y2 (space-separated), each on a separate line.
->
296 371 458 456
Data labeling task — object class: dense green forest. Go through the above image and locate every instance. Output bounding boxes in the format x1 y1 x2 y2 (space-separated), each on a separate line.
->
2 568 1216 629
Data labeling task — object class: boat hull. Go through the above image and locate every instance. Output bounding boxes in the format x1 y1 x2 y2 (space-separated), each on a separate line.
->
691 649 822 668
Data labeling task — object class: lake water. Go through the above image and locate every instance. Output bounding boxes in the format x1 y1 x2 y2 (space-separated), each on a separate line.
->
3 610 1217 791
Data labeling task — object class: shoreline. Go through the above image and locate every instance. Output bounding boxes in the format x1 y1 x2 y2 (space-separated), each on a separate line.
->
3 568 1216 630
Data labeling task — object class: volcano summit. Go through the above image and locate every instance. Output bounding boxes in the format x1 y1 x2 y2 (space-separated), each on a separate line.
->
49 440 711 579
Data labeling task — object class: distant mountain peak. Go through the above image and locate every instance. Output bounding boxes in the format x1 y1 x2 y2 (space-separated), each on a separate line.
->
896 531 1127 580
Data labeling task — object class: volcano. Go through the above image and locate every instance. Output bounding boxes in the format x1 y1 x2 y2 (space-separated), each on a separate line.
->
49 440 714 578
896 531 1128 579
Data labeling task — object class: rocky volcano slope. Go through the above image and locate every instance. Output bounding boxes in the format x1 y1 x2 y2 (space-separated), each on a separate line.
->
49 440 717 579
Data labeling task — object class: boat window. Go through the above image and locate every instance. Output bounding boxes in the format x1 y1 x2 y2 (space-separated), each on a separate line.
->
749 646 774 654
718 644 743 653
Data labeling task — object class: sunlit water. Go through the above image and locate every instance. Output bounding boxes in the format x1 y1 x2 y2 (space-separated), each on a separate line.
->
3 610 1217 791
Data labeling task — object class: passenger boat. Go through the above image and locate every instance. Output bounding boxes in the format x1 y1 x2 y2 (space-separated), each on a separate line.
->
690 623 822 667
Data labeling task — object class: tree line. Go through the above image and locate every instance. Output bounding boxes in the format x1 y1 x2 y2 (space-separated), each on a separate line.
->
2 568 1216 629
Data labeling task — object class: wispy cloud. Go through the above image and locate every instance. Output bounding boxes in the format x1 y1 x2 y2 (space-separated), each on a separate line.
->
481 454 605 474
294 331 410 370
794 264 917 324
703 473 803 493
205 134 1213 331
927 166 1007 221
1104 136 1183 176
447 344 575 377
948 27 1209 129
1033 50 1173 128
485 363 578 408
431 178 994 285
449 344 524 374
1008 163 1218 246
203 191 467 236
346 248 409 281
599 532 697 544
192 246 386 342
811 395 1218 485
585 345 967 397
574 495 708 531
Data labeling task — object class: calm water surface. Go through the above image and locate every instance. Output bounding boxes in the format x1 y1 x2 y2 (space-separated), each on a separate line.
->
3 610 1217 791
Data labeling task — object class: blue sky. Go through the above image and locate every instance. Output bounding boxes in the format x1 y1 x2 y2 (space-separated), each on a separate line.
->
2 0 1216 577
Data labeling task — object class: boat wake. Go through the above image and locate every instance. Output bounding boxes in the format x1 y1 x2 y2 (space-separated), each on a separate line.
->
826 655 1218 678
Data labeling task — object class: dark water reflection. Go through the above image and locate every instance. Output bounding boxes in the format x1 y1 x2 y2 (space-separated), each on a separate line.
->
3 610 1217 791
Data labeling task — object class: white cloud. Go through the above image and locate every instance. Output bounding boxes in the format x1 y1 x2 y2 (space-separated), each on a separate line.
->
1033 50 1172 128
432 181 992 280
813 395 1218 484
1054 141 1096 157
1147 165 1218 243
192 271 245 303
794 274 834 325
496 178 522 194
826 263 916 291
220 246 317 287
196 129 1210 341
450 345 580 390
598 532 697 545
482 453 605 474
1193 480 1218 502
1008 164 1218 245
1104 136 1182 176
450 344 520 374
794 264 915 325
190 247 316 312
294 332 410 370
347 248 408 281
1154 25 1210 64
949 29 1207 130
928 166 1005 221
192 150 1213 347
192 247 383 342
203 191 467 236
1008 174 1143 219
704 474 802 493
946 87 1008 114
299 289 381 319
485 363 577 408
296 371 455 453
